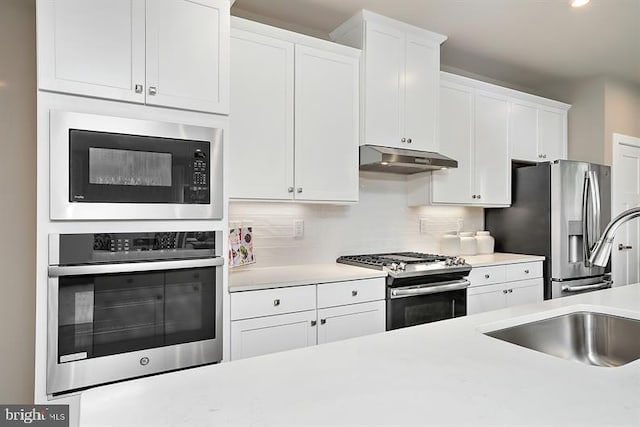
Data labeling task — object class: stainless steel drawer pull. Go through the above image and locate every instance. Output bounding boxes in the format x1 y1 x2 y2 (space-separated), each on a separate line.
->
502 289 508 294
484 274 490 279
618 243 633 250
288 187 294 193
273 299 280 306
310 320 317 327
320 319 326 325
508 289 513 293
352 290 358 297
524 269 530 274
148 86 157 96
134 84 143 93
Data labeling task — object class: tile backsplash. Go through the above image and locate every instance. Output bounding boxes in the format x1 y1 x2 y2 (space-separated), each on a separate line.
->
229 172 484 267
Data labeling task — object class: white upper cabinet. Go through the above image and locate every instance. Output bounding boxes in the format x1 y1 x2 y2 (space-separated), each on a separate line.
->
37 0 230 114
331 10 446 152
294 45 359 202
412 75 511 207
229 18 360 203
145 0 229 113
474 90 510 205
509 97 569 163
229 29 294 200
409 72 570 208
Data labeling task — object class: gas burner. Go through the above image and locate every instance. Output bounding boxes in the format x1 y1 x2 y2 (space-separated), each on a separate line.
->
337 251 471 280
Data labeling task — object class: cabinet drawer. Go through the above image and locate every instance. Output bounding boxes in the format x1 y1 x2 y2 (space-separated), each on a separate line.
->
231 286 316 320
317 278 386 308
505 262 543 282
468 265 506 287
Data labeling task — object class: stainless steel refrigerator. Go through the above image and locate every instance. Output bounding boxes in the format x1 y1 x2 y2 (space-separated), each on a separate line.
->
485 160 611 299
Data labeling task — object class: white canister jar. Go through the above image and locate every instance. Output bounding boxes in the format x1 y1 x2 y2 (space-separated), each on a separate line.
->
440 232 460 256
475 231 495 254
459 232 477 255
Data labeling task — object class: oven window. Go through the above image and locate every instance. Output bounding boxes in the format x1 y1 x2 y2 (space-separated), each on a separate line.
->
57 267 216 362
387 289 466 330
89 147 172 187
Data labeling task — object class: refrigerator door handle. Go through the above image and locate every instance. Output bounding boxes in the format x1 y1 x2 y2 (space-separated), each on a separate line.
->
590 170 602 243
582 173 592 264
582 170 601 266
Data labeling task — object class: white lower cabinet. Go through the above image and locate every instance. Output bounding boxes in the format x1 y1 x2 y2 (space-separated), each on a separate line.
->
230 310 317 360
467 262 543 315
230 278 386 360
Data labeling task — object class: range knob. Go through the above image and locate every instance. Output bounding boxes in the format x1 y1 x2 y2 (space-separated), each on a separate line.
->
389 263 399 271
398 262 407 271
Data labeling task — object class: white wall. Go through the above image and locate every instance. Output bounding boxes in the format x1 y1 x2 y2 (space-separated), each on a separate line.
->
0 0 36 404
229 172 483 268
604 78 640 164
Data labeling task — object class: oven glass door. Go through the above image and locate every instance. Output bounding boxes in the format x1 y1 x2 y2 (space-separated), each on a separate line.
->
387 288 466 330
69 129 210 204
57 267 215 362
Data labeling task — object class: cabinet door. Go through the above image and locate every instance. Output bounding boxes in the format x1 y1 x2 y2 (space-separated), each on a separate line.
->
363 22 404 148
506 278 543 307
37 0 145 102
474 90 511 205
294 45 359 202
403 34 439 152
431 81 474 204
538 108 566 161
317 300 385 345
509 101 539 162
467 284 507 315
229 30 294 200
145 0 229 114
230 310 317 360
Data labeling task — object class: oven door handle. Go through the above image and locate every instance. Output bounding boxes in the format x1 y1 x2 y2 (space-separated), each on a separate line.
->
390 280 470 299
48 257 224 277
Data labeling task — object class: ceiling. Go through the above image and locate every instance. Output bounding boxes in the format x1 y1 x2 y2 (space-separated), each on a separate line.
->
232 0 640 93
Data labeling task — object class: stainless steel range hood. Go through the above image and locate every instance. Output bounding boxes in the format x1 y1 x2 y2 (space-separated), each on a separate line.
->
359 145 458 174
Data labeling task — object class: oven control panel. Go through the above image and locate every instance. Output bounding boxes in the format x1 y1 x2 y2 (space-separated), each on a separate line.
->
57 231 219 265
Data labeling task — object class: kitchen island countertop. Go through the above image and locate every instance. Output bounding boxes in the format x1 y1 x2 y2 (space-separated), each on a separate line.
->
80 284 640 426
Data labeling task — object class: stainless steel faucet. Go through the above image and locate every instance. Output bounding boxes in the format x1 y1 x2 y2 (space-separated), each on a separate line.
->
588 207 640 267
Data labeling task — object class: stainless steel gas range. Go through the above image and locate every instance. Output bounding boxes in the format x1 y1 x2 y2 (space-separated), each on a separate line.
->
337 252 472 330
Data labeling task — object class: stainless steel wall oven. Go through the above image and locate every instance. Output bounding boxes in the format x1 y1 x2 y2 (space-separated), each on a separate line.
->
47 231 223 395
50 111 223 220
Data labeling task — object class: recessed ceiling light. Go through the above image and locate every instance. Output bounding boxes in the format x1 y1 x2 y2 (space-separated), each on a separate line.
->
570 0 590 7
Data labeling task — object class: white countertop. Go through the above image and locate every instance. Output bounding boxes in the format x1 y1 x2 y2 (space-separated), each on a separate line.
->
228 254 543 292
80 284 640 426
463 252 545 267
228 263 387 292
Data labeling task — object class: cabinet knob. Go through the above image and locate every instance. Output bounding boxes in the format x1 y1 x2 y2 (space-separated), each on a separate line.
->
407 138 412 144
273 299 280 306
310 320 317 327
401 137 406 143
472 195 477 199
148 86 157 96
508 289 513 293
296 187 303 193
543 154 547 159
134 84 144 94
287 187 294 193
484 274 490 279
320 318 327 325
477 195 481 199
351 290 358 297
524 269 530 274
503 289 508 294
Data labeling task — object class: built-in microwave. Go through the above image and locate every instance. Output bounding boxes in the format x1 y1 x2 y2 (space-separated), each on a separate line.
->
50 111 223 220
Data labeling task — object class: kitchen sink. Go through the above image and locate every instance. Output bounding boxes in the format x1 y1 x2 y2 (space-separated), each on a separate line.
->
485 311 640 367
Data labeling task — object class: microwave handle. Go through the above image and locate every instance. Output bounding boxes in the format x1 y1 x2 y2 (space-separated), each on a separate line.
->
48 257 224 277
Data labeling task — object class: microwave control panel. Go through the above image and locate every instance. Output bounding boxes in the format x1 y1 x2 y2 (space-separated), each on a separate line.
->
189 150 209 203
